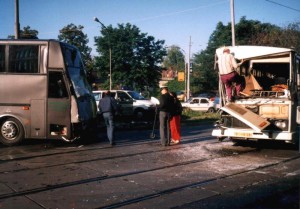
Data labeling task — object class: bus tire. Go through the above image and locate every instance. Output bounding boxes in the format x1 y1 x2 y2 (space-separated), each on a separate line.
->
0 118 24 146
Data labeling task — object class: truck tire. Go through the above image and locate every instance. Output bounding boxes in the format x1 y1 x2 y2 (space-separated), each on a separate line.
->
0 117 24 146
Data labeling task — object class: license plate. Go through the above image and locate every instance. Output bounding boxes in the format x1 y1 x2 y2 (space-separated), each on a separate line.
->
234 132 252 137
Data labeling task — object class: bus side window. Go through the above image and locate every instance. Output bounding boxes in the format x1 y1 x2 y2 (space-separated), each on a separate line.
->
48 72 68 98
0 45 5 72
9 45 39 73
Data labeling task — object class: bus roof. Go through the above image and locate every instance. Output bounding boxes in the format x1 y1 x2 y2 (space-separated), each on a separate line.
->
0 39 57 43
216 46 294 60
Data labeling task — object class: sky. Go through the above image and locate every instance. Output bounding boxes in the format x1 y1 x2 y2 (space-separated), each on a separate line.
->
0 0 299 56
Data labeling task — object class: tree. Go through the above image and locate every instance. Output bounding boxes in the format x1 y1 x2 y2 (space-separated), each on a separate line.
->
249 21 300 52
162 45 186 93
163 45 185 72
191 17 300 94
58 24 94 82
7 25 38 39
94 23 166 91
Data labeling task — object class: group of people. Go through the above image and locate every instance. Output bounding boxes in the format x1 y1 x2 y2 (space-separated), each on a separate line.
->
159 87 183 146
98 87 183 147
97 47 242 146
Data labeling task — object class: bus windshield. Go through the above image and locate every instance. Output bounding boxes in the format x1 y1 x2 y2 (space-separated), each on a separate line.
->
61 43 92 98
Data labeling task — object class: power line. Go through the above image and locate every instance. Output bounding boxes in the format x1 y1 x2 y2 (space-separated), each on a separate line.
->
265 0 300 13
128 0 228 23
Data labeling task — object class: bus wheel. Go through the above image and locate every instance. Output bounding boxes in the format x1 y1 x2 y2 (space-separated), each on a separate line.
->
0 118 24 146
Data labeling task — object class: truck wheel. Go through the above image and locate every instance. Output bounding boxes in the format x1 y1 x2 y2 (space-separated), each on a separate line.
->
0 118 24 146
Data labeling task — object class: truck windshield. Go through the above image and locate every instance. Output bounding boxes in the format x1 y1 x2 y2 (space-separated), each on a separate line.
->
127 91 146 100
61 43 92 98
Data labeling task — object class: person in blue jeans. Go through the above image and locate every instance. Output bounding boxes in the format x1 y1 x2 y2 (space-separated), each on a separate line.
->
98 91 119 146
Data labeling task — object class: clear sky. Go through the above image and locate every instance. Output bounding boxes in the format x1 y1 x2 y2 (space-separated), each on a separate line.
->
1 0 299 56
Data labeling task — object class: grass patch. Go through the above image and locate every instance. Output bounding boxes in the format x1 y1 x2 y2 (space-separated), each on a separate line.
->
181 108 220 125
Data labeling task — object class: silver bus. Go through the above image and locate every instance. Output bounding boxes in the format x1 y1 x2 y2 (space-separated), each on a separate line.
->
0 39 97 146
212 46 300 145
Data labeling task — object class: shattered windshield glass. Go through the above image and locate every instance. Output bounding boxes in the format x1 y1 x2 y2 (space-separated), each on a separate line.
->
61 44 92 98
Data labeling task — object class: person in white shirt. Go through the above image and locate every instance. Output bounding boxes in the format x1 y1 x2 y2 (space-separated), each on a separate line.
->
218 48 244 102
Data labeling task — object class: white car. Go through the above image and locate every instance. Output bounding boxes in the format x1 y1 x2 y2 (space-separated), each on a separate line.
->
181 97 219 113
93 90 156 119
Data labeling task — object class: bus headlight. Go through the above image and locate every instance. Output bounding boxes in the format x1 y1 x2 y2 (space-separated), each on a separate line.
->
274 120 287 130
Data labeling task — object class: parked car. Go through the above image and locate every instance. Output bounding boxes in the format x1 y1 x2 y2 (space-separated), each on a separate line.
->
93 90 156 119
93 90 133 116
181 97 219 113
197 92 216 99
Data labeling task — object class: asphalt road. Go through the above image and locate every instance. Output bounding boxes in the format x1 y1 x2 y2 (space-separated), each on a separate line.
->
0 124 299 209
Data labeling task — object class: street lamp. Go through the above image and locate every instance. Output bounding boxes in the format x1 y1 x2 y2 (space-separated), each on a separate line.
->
94 17 112 90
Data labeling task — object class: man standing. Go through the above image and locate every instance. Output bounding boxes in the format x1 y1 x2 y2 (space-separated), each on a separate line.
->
98 91 119 146
159 87 173 146
218 48 244 102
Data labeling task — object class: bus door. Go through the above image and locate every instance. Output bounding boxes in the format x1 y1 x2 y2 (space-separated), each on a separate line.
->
47 71 71 139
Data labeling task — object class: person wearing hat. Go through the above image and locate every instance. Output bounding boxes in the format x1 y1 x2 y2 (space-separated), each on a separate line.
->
159 87 173 146
218 48 244 102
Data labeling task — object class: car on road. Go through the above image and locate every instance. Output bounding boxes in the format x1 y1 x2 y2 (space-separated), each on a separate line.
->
93 90 156 119
196 92 217 99
181 97 219 113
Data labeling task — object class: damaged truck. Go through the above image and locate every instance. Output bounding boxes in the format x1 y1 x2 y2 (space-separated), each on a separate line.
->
212 46 300 146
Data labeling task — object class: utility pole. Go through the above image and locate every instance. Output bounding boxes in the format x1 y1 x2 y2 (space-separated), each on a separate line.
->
187 36 192 100
15 0 20 39
94 17 112 90
230 0 235 46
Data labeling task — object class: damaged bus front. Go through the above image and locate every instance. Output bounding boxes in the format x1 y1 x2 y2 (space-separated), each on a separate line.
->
0 40 97 146
212 46 300 144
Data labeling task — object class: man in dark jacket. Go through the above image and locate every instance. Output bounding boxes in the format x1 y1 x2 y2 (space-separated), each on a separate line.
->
159 87 173 146
98 91 119 146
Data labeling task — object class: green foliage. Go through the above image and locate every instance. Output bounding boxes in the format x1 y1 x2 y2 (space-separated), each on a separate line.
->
94 23 166 91
163 45 185 72
181 108 220 122
58 23 93 83
166 79 185 93
7 25 38 39
191 17 300 94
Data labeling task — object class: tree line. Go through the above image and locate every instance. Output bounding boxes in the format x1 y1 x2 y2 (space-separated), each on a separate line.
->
8 17 300 95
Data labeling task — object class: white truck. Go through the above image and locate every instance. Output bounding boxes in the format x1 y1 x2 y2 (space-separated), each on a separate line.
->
212 46 300 146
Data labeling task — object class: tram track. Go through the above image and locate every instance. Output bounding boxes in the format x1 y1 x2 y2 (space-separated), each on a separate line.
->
0 138 292 202
98 155 300 209
0 126 298 208
0 151 298 207
0 135 217 174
